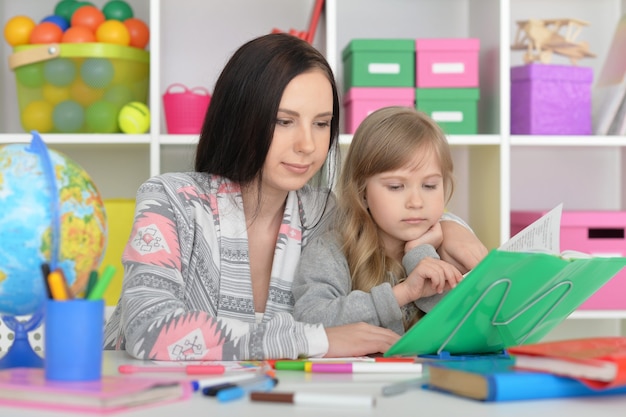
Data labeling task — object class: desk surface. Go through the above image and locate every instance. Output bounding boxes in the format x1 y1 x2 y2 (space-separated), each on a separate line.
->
2 351 626 416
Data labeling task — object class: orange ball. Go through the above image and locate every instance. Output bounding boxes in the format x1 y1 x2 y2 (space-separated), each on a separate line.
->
62 26 96 43
71 5 105 33
29 21 64 44
4 15 36 46
95 19 130 46
123 18 149 49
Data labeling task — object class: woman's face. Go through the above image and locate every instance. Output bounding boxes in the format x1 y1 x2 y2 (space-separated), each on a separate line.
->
262 70 333 194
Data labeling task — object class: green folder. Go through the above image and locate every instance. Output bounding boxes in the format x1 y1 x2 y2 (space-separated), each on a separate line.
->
384 249 626 357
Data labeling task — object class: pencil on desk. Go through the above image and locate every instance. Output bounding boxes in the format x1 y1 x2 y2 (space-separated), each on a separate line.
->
250 391 376 407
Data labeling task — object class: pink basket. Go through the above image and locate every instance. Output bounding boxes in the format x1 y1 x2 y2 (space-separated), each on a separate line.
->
162 83 211 134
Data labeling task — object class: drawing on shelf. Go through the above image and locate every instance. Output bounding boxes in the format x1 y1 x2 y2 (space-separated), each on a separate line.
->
511 18 596 65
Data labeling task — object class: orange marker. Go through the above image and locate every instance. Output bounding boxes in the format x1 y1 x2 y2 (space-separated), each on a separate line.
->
47 270 71 300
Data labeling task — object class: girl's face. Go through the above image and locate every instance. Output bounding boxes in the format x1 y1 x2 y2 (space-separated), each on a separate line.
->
262 70 333 195
364 147 446 255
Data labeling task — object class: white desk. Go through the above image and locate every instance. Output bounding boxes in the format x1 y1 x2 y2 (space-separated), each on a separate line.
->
2 351 626 416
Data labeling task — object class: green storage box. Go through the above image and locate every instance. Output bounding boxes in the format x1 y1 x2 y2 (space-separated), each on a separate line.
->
415 88 480 134
342 39 415 91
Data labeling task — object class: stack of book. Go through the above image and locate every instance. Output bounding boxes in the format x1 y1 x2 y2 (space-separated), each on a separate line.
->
424 337 626 402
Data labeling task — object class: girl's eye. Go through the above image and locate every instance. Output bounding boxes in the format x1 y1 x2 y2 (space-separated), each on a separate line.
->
387 184 403 191
424 184 438 190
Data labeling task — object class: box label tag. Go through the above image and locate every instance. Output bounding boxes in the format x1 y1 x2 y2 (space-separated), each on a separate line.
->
432 62 465 74
368 63 401 74
432 111 463 122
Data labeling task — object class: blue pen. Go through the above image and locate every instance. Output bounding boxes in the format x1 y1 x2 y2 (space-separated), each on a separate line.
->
215 375 278 402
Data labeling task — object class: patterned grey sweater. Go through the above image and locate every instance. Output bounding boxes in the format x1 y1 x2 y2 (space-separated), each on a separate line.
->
104 172 332 360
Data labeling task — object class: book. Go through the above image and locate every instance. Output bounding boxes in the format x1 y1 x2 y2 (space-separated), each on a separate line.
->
507 336 626 389
0 367 192 414
384 204 626 357
425 358 626 402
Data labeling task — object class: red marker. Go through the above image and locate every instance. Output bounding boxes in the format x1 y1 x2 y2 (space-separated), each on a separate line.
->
118 364 226 375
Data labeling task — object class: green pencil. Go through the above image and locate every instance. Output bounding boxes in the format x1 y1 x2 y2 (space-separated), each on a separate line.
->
87 265 116 300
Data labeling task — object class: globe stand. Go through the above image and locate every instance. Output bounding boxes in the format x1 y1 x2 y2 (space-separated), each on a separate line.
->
0 310 44 369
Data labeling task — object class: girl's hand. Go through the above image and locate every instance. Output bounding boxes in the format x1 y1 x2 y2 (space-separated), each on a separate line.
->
439 220 488 274
324 323 400 357
394 257 462 306
405 222 443 253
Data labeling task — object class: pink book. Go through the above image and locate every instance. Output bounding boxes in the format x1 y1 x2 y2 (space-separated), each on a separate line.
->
0 367 192 414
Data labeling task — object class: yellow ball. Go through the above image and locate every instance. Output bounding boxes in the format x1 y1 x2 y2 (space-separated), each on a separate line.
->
4 15 36 47
21 100 54 133
118 101 150 134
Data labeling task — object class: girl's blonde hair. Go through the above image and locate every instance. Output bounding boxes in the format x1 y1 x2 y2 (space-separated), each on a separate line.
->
336 106 455 307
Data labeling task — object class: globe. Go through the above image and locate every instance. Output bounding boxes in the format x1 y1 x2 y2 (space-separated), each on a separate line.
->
0 132 107 315
0 131 107 368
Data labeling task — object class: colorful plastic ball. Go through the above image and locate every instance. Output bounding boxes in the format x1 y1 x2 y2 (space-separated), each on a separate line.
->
123 18 149 49
69 2 96 19
29 22 64 44
118 101 150 133
61 25 96 43
54 0 78 21
102 1 134 21
69 78 104 106
95 19 130 45
103 84 133 109
42 83 71 105
15 63 45 88
44 58 76 87
21 100 54 133
53 100 85 132
80 58 114 88
41 15 70 32
85 100 119 133
70 5 105 33
4 15 36 47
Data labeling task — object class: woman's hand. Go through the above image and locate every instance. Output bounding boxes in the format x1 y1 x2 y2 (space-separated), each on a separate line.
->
394 257 462 306
439 220 488 274
324 323 400 357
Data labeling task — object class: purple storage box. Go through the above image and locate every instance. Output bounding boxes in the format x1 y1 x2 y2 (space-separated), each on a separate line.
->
510 64 593 135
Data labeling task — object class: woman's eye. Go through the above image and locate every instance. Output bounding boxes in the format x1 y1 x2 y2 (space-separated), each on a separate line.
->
315 120 331 128
276 119 292 127
387 184 403 191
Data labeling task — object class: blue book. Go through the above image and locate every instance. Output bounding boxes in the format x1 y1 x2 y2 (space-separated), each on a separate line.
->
425 358 626 402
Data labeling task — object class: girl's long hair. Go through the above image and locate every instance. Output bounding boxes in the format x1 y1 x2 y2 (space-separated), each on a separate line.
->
336 106 455 304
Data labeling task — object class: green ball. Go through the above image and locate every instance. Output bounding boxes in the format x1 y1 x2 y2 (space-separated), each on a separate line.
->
44 58 76 87
85 100 119 133
53 100 85 133
16 63 45 88
103 84 133 111
54 0 78 21
80 58 114 89
102 0 134 21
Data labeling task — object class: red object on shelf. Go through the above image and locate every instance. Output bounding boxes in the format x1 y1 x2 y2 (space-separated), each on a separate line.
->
271 0 325 44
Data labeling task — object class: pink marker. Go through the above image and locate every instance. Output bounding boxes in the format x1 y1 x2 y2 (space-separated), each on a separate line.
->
118 364 226 375
309 362 422 374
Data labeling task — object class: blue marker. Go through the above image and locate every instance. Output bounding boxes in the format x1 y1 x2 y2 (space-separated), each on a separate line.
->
215 375 278 402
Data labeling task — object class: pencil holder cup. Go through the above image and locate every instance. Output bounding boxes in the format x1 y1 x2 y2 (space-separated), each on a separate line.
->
44 299 104 381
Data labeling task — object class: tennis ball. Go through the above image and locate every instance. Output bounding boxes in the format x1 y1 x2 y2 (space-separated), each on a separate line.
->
118 101 149 133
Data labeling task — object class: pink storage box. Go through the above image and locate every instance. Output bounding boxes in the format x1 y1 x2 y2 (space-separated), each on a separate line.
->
343 87 415 134
415 38 480 88
511 210 626 310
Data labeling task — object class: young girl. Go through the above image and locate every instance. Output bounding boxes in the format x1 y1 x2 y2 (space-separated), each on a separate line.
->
293 106 479 335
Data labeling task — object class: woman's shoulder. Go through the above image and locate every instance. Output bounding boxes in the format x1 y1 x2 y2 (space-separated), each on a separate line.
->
139 172 220 194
